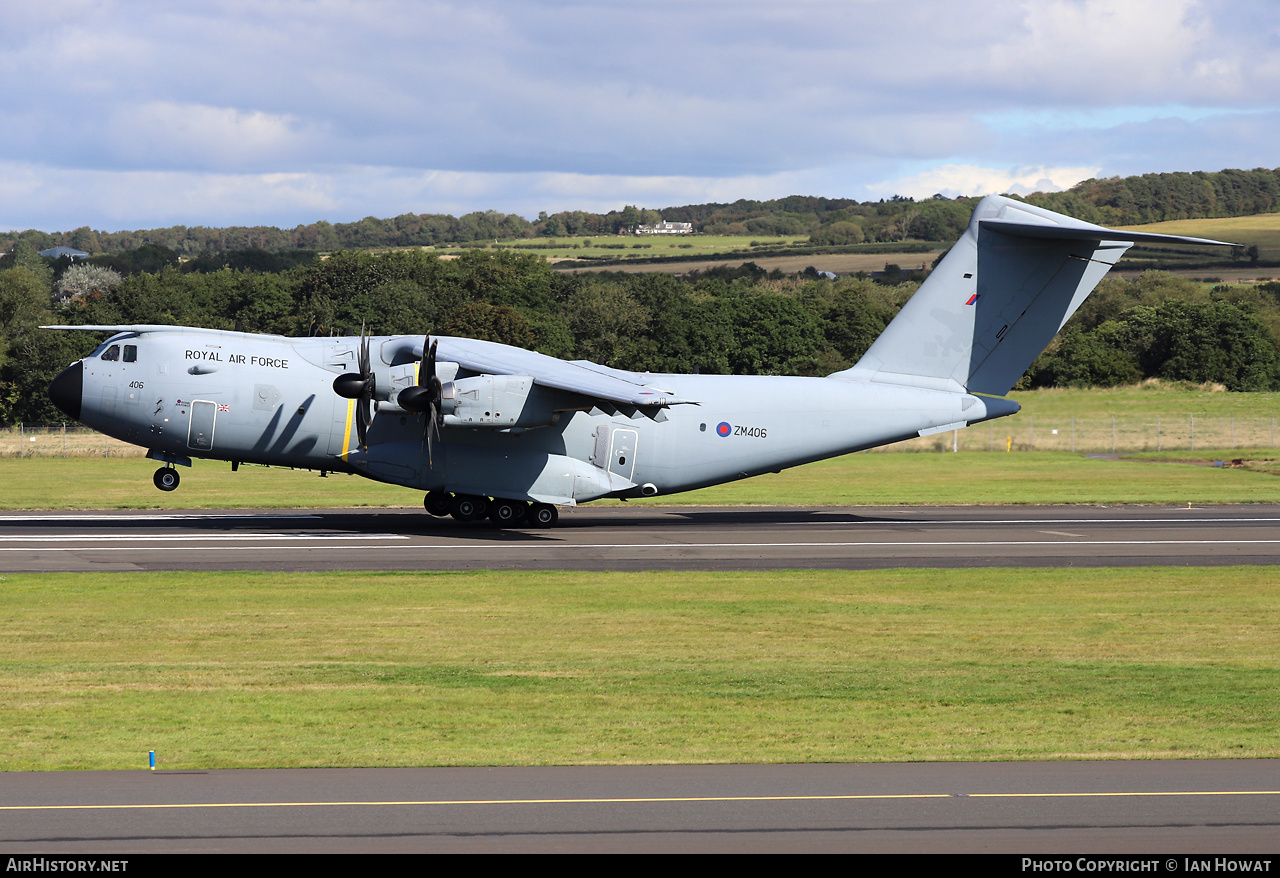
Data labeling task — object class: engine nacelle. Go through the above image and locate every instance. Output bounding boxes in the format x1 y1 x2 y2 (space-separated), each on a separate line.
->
440 374 559 428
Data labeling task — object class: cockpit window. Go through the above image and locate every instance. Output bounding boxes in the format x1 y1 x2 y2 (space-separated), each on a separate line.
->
100 344 120 361
123 344 137 363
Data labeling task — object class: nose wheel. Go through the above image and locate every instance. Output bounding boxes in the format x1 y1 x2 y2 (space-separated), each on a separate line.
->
153 466 180 492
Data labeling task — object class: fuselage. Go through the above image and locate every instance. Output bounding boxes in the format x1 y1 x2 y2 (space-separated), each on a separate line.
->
47 326 1014 506
46 196 1238 517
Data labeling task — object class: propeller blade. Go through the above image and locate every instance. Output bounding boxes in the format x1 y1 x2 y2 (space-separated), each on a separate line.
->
426 397 439 468
356 398 368 450
332 326 377 451
423 337 438 464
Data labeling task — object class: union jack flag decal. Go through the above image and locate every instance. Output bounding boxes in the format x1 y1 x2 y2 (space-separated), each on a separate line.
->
217 403 230 412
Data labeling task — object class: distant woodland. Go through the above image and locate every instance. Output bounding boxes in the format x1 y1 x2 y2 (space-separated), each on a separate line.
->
4 166 1280 256
4 166 1280 425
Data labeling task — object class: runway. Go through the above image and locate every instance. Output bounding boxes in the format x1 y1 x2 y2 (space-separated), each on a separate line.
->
3 504 1280 572
5 505 1278 853
2 761 1277 853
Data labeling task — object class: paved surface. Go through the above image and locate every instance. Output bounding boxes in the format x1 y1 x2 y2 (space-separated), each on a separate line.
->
3 504 1280 572
1 761 1277 853
6 505 1277 853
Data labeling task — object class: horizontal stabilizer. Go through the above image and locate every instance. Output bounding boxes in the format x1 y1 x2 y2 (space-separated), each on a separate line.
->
980 218 1236 247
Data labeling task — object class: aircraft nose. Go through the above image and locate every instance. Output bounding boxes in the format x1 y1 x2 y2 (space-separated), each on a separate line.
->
48 360 83 421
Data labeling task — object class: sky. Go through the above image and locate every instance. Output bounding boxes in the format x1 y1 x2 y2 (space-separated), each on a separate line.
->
2 0 1278 232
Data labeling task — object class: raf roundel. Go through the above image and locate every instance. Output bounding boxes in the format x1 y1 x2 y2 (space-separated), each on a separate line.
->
716 422 732 437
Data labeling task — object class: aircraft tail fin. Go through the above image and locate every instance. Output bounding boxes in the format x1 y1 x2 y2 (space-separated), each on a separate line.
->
829 195 1236 397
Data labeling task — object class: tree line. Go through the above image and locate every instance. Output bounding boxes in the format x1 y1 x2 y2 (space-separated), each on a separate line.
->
4 243 1280 426
3 166 1278 257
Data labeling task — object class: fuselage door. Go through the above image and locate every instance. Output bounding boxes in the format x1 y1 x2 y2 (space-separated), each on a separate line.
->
188 400 217 450
608 427 638 482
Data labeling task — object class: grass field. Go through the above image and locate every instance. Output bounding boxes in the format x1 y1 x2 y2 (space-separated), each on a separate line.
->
431 234 805 265
423 234 939 276
1120 213 1280 257
5 386 1280 508
422 214 1280 277
554 249 940 276
5 390 1278 773
420 213 1280 277
895 383 1280 454
3 568 1276 770
436 234 815 260
1 449 1278 510
7 383 1280 459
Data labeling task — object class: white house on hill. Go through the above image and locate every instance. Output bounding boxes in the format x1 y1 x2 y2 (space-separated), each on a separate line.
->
635 221 693 235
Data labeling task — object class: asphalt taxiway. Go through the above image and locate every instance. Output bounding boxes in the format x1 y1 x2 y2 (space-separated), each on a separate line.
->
3 504 1280 572
2 760 1278 853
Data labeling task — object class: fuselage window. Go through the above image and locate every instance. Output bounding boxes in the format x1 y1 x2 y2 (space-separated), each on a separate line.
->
100 344 120 361
123 345 138 363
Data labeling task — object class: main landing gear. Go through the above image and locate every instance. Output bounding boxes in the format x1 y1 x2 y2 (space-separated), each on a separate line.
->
153 466 180 492
423 491 559 528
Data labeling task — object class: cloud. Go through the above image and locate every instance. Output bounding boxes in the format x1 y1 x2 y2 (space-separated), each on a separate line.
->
987 110 1280 178
867 164 1101 201
0 162 337 232
0 162 876 232
985 0 1211 99
99 103 321 171
1 1 1278 229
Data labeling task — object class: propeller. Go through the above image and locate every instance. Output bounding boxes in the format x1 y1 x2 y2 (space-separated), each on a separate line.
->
397 337 443 464
332 329 375 451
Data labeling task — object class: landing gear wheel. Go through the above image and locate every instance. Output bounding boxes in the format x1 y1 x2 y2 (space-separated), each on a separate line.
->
488 499 528 527
424 491 452 517
449 494 489 522
527 503 558 528
153 467 180 492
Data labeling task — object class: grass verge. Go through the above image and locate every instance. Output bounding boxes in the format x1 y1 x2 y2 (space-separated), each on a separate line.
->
6 448 1279 510
2 568 1276 770
0 450 1274 511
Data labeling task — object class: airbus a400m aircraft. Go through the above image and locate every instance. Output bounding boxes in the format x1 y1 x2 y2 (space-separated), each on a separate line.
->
45 196 1233 527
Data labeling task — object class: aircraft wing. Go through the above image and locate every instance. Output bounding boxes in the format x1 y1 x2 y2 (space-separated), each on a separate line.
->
430 336 698 408
43 325 699 408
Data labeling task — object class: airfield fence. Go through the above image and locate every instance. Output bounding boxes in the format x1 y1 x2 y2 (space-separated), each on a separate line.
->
887 414 1280 454
2 417 1278 458
0 423 146 458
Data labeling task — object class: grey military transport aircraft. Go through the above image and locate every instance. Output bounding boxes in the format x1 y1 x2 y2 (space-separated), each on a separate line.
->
45 195 1234 527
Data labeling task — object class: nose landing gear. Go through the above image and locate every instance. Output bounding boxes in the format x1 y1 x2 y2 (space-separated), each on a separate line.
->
153 466 180 492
